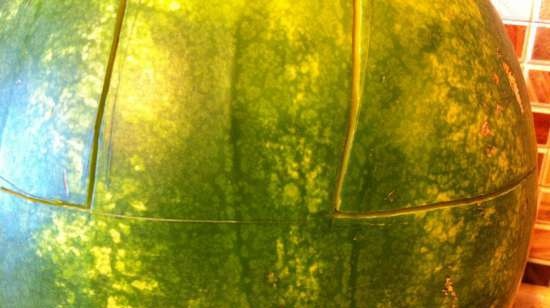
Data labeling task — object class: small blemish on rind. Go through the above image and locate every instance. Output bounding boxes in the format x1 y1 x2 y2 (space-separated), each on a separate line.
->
442 276 458 308
502 62 524 114
480 118 493 137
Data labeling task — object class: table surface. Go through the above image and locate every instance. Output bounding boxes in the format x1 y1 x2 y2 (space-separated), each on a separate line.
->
514 283 550 307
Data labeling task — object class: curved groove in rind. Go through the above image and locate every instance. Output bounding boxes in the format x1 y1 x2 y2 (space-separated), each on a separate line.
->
0 186 87 209
333 0 368 212
0 169 534 223
0 0 128 210
85 0 128 208
333 169 535 220
0 0 534 223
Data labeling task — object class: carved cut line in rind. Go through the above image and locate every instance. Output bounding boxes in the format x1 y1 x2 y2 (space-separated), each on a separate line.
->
0 186 86 209
0 0 126 209
85 0 128 209
333 0 367 212
336 0 536 214
0 169 535 223
333 169 535 220
0 0 128 209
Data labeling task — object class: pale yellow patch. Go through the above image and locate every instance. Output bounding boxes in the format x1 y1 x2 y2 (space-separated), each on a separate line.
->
283 183 300 202
168 1 181 11
43 49 53 63
130 155 145 172
275 239 285 270
112 282 132 293
306 198 321 214
109 229 121 244
107 296 129 308
483 207 496 220
104 202 117 210
104 191 113 201
285 65 298 80
131 279 159 291
309 262 319 274
115 261 126 273
289 226 300 245
435 192 452 202
446 220 464 241
497 154 510 170
448 131 465 142
91 247 112 276
131 200 147 212
445 103 461 123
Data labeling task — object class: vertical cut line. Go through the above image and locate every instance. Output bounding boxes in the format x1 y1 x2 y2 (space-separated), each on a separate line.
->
85 0 128 208
348 228 361 308
333 0 365 212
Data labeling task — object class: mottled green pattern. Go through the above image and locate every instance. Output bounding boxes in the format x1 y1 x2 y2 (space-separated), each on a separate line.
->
0 0 539 307
340 0 536 213
94 0 353 220
0 0 118 204
0 174 536 307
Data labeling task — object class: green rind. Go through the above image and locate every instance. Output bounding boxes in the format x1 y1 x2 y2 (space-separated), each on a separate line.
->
0 0 539 307
93 0 353 220
341 0 536 213
0 0 118 204
0 173 536 307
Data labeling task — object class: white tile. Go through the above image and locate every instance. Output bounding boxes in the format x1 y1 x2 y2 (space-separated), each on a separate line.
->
491 0 534 21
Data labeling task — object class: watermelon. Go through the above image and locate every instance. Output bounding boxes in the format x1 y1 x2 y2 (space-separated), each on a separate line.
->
0 0 537 307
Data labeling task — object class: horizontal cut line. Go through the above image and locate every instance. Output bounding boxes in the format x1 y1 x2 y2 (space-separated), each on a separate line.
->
0 171 535 224
89 211 304 225
0 186 85 209
333 169 535 220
